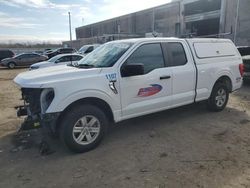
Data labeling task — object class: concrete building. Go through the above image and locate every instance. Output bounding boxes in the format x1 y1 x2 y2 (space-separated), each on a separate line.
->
64 0 250 49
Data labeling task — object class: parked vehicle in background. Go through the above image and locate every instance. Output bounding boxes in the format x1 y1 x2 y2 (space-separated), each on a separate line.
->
78 44 100 55
1 53 48 69
34 50 44 55
44 48 52 52
14 38 243 153
242 55 250 82
237 46 250 82
30 54 84 70
47 48 77 58
0 49 15 61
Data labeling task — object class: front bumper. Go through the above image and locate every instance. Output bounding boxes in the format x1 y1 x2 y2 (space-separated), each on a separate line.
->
0 62 7 67
16 105 60 133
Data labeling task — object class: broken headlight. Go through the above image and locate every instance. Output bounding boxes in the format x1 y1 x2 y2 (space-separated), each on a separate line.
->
40 88 55 114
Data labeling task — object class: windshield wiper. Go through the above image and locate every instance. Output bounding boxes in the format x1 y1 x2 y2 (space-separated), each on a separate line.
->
77 64 95 69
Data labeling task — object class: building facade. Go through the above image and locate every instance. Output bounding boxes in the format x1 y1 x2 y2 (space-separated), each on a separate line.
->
64 0 250 49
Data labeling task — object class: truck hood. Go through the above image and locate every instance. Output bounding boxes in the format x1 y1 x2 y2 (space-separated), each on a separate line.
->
14 65 102 88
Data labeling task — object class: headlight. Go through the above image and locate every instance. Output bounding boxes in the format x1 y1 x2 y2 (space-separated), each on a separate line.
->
40 88 54 114
30 65 39 70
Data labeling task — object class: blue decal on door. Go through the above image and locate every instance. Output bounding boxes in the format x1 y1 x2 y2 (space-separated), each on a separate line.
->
138 84 162 97
106 73 117 81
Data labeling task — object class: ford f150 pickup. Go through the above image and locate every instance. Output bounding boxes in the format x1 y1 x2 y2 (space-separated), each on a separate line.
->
14 38 243 153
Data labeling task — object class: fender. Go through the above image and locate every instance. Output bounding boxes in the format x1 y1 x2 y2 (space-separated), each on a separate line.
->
46 89 120 120
209 69 234 94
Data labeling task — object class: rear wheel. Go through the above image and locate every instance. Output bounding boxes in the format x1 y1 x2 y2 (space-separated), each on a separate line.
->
207 83 229 112
8 62 16 69
60 104 108 153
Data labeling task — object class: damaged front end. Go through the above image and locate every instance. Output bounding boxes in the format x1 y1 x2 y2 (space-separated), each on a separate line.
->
16 88 58 132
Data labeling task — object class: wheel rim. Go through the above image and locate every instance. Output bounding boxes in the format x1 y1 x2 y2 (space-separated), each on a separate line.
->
9 63 15 68
215 88 227 107
72 115 101 145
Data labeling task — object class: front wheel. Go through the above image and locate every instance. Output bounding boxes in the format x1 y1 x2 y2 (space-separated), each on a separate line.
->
207 83 229 112
8 62 16 69
60 104 108 153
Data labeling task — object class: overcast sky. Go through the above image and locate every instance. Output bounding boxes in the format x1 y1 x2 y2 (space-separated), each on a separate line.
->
0 0 171 43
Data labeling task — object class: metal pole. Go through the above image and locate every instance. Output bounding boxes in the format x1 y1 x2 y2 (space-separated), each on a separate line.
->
152 7 155 33
234 0 240 44
68 12 72 41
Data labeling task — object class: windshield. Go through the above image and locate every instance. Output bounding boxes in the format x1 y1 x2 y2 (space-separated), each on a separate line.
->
79 45 90 53
48 55 60 62
15 53 24 58
77 42 133 68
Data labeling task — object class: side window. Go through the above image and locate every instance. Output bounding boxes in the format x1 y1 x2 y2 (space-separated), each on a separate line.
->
29 54 39 58
72 55 83 61
167 43 187 66
57 56 72 63
85 46 94 53
19 54 31 58
126 43 165 74
64 48 73 53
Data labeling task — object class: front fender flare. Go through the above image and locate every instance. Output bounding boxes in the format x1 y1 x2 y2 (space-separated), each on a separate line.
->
46 89 117 115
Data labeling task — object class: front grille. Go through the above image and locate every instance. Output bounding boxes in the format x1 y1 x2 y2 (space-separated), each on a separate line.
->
21 88 42 115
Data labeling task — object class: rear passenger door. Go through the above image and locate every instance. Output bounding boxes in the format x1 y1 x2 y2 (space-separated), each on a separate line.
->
29 54 42 64
119 43 173 119
162 42 196 107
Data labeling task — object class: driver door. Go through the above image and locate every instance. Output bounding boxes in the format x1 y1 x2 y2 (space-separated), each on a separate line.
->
119 43 173 119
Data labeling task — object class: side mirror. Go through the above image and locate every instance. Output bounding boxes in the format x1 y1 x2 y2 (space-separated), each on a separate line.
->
55 59 60 63
121 63 144 77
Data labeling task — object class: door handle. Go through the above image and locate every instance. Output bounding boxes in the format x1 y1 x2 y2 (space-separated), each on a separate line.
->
160 75 171 80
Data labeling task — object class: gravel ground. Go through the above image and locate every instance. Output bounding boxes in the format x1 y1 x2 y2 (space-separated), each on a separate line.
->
0 67 250 188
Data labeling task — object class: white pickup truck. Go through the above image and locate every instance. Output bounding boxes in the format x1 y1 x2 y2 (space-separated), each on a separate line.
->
14 38 243 153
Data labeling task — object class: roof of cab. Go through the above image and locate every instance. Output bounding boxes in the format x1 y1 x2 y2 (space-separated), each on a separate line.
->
108 37 182 44
107 37 233 44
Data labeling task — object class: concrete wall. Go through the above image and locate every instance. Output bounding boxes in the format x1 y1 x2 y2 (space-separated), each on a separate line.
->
235 0 250 46
220 0 250 46
68 0 250 48
75 2 180 40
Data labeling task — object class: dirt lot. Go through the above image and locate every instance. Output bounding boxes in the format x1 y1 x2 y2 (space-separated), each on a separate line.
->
0 68 250 188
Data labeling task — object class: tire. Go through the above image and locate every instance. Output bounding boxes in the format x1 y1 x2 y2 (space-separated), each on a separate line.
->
8 62 16 69
59 104 108 153
207 83 229 112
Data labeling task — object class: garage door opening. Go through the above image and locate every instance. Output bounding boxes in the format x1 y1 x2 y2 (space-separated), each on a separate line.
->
186 18 220 36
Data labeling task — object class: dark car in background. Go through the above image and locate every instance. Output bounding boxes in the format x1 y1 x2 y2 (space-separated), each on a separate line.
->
0 49 15 61
237 46 250 82
46 48 77 58
78 44 100 55
1 53 48 69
